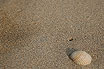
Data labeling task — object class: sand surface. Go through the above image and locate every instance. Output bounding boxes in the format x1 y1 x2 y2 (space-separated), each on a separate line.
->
0 0 104 69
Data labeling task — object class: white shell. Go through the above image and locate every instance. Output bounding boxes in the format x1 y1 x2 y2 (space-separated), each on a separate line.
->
70 51 92 65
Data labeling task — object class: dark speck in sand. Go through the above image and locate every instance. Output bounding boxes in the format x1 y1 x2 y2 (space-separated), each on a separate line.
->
68 37 73 41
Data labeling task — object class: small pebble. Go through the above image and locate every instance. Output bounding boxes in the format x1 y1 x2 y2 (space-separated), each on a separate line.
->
68 37 73 41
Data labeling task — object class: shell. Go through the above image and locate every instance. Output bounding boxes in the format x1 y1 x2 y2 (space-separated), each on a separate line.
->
70 51 92 66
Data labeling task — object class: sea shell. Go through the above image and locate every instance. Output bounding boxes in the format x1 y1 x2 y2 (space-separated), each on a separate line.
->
70 51 92 65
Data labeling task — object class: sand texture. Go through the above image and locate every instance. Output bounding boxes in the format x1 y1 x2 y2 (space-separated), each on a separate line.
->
0 0 104 69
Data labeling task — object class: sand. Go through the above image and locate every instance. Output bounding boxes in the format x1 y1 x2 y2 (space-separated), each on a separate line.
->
0 0 104 69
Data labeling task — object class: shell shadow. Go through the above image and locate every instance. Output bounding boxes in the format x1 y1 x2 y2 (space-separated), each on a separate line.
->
66 48 78 58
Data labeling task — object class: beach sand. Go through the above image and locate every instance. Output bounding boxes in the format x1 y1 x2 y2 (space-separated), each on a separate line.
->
0 0 104 69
